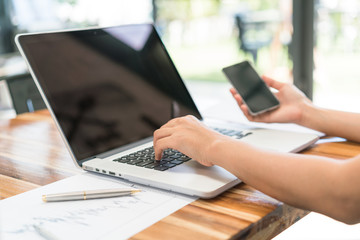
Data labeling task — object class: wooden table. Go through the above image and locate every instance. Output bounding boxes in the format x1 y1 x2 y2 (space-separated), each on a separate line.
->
1 110 360 239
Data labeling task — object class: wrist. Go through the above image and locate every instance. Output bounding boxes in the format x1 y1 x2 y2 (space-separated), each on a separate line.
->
206 136 241 168
206 137 230 166
297 100 319 128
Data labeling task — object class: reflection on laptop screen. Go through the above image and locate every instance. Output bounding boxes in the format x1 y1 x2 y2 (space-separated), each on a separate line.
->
18 24 201 161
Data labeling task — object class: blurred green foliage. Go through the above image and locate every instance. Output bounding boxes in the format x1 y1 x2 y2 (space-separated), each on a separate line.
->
57 0 77 6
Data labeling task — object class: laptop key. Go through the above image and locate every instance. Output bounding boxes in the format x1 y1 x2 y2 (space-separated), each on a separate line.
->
213 127 252 140
154 165 169 171
163 163 176 168
156 160 168 165
127 159 143 165
119 159 130 163
161 157 173 162
172 153 183 158
170 159 183 165
145 162 158 169
114 147 191 171
136 161 153 167
180 155 191 161
114 157 130 163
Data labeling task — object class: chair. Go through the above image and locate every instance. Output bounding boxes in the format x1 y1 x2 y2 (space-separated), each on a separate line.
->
3 73 46 114
235 10 280 63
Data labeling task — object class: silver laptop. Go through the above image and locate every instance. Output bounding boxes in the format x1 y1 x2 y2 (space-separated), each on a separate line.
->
15 24 319 198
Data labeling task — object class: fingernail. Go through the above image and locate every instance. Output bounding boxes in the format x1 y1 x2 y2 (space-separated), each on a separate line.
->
155 152 163 161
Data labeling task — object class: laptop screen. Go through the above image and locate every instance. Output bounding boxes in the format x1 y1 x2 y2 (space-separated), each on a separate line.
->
17 24 202 162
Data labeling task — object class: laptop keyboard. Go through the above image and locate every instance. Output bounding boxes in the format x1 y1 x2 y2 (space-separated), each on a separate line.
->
212 127 252 139
113 147 190 171
113 127 250 171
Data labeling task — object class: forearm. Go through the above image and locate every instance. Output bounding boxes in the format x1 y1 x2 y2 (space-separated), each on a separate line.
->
300 104 360 142
153 115 360 223
209 138 360 223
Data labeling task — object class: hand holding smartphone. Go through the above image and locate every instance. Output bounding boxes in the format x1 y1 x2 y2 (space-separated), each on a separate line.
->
222 61 280 116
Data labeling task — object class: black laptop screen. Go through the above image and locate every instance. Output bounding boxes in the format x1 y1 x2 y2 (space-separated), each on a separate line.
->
18 24 201 162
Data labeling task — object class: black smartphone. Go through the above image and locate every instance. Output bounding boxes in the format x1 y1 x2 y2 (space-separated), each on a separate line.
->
222 61 280 116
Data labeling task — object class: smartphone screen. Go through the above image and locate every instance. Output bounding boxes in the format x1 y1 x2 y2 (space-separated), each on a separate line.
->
222 61 279 115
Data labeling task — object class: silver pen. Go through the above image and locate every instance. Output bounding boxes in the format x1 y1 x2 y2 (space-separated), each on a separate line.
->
42 188 141 202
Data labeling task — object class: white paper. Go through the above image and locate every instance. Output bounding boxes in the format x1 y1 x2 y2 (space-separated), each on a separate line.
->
273 212 360 240
0 172 197 240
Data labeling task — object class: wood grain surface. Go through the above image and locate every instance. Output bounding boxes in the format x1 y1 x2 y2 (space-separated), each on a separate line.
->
1 110 360 239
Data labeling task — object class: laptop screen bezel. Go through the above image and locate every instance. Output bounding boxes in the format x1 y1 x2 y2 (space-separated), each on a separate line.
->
16 24 203 166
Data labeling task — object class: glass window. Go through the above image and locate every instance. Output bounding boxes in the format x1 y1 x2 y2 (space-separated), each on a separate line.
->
314 0 360 112
155 0 294 83
6 0 294 84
